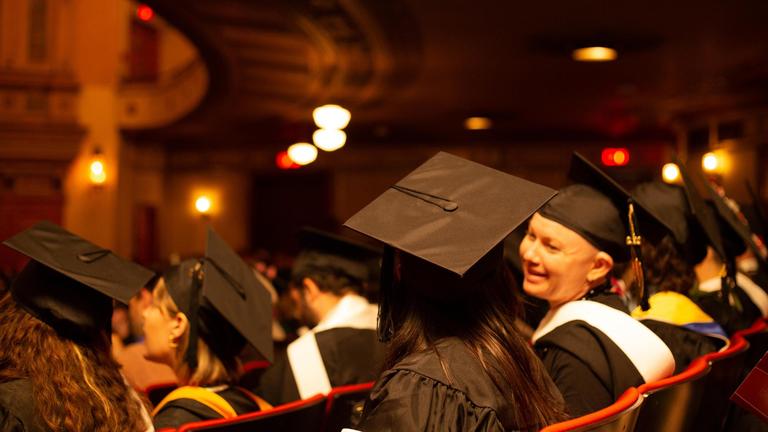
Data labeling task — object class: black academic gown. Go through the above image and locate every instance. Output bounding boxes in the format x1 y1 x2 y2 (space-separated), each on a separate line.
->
256 327 385 404
533 293 675 418
0 379 48 432
358 337 555 432
256 294 385 405
640 320 725 374
153 386 260 429
692 275 765 335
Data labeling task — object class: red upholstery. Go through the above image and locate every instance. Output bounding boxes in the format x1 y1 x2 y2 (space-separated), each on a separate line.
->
702 336 748 363
323 382 374 432
242 360 271 374
540 387 641 432
324 382 374 414
178 393 326 432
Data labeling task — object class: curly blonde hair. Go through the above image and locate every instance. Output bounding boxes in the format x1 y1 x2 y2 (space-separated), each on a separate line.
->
0 292 148 431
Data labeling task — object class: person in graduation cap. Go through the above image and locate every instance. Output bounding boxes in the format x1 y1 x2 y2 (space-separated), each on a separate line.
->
143 228 274 429
690 179 768 332
629 162 728 372
520 153 675 417
0 221 155 432
255 227 385 406
344 152 567 431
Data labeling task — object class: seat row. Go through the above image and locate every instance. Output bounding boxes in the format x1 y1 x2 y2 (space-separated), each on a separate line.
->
541 318 768 432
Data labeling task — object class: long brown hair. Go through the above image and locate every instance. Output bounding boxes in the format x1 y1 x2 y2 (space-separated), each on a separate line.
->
384 246 567 430
0 292 147 431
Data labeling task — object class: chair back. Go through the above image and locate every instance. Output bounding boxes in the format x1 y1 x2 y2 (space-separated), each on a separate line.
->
540 387 643 432
634 357 711 432
324 382 374 432
691 336 750 432
178 393 327 432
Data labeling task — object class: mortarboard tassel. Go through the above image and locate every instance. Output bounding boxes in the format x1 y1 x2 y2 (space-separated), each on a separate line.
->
184 261 204 370
626 201 650 311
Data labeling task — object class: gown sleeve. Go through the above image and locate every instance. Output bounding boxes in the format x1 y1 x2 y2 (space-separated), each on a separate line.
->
357 369 506 432
538 345 614 418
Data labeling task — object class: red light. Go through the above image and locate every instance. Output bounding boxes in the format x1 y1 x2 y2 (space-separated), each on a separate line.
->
276 151 300 170
137 4 154 22
601 148 630 167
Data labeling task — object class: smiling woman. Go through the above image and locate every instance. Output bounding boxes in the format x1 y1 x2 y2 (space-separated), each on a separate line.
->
520 153 675 418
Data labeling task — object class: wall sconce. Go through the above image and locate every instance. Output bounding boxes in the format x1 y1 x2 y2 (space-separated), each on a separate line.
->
702 151 727 174
89 148 107 186
194 195 212 217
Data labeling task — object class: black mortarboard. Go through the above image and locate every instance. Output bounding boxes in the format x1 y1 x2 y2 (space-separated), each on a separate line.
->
539 153 668 310
2 221 154 340
344 151 556 341
344 151 557 276
292 227 382 287
164 228 274 370
631 180 710 266
701 178 767 270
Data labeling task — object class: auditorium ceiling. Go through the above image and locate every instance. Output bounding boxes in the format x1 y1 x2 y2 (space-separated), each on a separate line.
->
138 0 768 148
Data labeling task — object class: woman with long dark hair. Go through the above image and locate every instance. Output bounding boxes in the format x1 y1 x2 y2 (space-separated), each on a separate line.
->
0 221 154 431
344 152 567 431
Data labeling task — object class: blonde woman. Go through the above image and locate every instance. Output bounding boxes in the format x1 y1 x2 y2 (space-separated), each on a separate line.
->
144 229 273 429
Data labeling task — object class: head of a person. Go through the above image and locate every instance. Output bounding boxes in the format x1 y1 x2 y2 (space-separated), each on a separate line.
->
142 269 244 386
0 222 154 431
519 185 620 308
630 182 708 295
289 228 380 326
142 229 274 387
127 275 159 339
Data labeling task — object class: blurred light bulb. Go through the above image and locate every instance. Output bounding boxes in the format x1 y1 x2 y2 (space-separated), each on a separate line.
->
89 157 106 185
287 143 318 165
312 105 351 130
572 47 618 62
464 117 492 130
662 163 681 184
702 152 720 173
313 128 347 151
195 196 212 215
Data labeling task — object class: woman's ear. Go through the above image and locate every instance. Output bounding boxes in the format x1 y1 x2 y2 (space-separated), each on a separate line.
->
587 251 614 284
170 311 189 341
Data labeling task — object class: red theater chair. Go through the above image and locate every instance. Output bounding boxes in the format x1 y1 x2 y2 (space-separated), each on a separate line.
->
693 335 750 432
540 387 643 432
178 393 327 432
634 357 711 432
238 359 271 390
323 382 374 432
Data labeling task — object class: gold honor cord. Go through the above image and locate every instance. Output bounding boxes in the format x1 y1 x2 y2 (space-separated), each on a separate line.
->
626 202 648 310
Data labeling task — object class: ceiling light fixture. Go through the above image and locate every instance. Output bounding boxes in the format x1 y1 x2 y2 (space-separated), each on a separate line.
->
287 143 318 165
464 117 492 130
572 46 617 62
313 128 347 152
312 105 351 130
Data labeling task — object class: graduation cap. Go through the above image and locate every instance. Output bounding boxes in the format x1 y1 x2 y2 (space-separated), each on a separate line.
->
344 151 556 340
163 228 274 370
699 175 768 270
292 227 382 288
539 153 668 310
2 221 154 340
